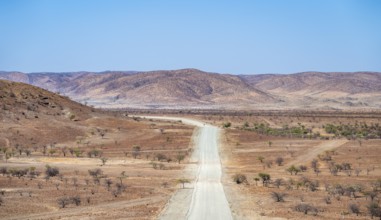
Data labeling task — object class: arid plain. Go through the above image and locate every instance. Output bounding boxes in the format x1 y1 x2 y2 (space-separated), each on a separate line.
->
1 70 381 219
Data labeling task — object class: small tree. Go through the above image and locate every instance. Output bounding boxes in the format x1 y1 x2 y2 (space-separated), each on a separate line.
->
61 147 68 157
100 157 108 166
311 159 319 170
176 154 185 164
132 145 141 159
177 178 191 189
294 203 318 215
254 177 260 186
118 171 127 184
258 173 271 187
287 165 301 175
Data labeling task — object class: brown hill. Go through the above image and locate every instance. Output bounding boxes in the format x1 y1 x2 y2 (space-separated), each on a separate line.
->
0 69 275 109
0 79 93 123
240 71 381 109
0 79 98 150
1 70 381 110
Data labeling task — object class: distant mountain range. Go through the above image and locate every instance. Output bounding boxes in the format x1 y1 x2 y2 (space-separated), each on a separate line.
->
1 69 380 110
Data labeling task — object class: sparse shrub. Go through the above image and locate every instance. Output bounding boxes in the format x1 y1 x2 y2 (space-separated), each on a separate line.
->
275 157 284 166
104 178 113 191
233 174 248 184
299 165 308 172
150 161 158 169
88 168 103 178
294 203 318 215
257 156 264 163
271 192 286 202
366 191 378 201
57 197 70 208
223 122 231 128
71 196 81 206
273 178 283 188
156 153 167 162
45 165 59 177
348 203 360 216
159 163 165 170
87 149 102 158
367 202 381 219
324 196 331 204
115 183 126 193
0 167 7 175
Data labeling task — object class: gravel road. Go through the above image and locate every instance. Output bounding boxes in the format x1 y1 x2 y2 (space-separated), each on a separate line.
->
139 116 233 220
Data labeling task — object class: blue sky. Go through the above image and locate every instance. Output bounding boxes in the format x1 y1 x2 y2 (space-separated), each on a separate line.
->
0 0 380 74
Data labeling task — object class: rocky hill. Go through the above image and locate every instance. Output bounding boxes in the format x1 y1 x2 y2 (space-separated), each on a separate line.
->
1 69 380 110
0 79 93 123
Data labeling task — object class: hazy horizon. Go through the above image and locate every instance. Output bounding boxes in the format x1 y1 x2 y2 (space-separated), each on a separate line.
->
1 0 380 74
1 68 381 76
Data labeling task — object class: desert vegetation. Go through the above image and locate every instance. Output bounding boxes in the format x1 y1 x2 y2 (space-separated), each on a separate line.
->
216 111 381 219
